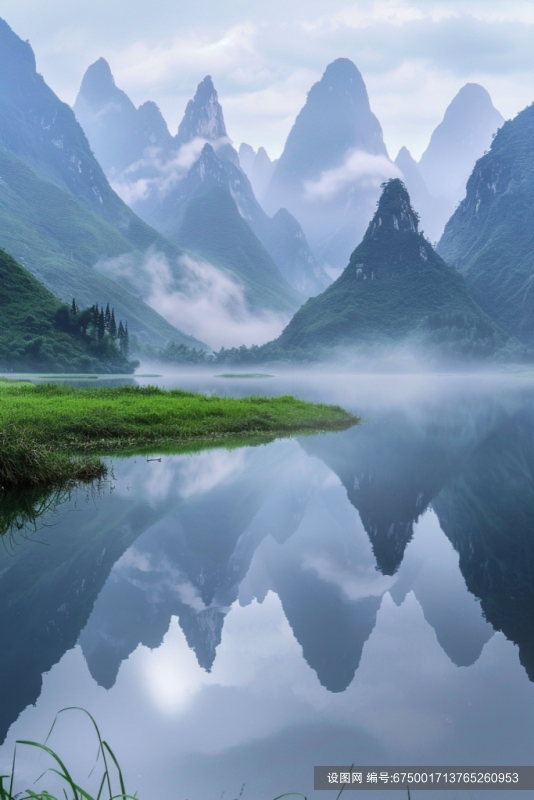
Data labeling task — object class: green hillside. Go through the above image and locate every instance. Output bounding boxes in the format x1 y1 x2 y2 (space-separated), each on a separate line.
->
0 150 204 349
178 187 302 313
0 16 204 350
264 179 514 360
438 102 534 344
0 247 132 372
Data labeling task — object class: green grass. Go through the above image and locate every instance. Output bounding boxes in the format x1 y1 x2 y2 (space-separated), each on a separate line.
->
0 380 358 488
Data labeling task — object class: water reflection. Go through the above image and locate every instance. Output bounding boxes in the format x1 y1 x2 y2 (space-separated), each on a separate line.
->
1 376 534 797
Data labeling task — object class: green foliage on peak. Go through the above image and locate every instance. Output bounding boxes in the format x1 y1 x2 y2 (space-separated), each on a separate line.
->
257 179 517 361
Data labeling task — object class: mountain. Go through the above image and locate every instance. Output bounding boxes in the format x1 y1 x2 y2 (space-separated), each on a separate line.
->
263 58 395 270
75 64 328 299
437 102 534 345
394 147 448 243
73 57 173 174
0 247 131 372
238 143 277 202
264 179 513 360
178 186 301 313
0 18 203 349
419 84 504 204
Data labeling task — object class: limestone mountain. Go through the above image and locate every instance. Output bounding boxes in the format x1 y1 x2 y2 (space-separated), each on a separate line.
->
394 146 448 243
393 85 503 242
73 57 173 174
0 17 203 349
437 102 534 345
419 84 504 203
74 64 328 299
238 143 277 202
265 179 512 360
263 58 395 270
178 186 302 313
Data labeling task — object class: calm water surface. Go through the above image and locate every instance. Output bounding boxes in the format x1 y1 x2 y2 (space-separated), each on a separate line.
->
1 372 534 799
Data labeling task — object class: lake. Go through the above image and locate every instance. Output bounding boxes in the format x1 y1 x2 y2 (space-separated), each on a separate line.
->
1 371 534 799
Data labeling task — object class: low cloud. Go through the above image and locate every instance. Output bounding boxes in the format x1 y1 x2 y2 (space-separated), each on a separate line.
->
110 136 231 205
95 250 289 349
302 553 395 601
303 150 401 201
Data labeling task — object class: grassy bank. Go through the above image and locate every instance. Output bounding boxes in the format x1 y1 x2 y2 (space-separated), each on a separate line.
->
0 380 358 489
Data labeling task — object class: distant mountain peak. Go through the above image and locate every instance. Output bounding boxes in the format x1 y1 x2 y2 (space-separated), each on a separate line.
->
77 57 122 108
176 75 228 143
418 83 504 204
367 178 419 238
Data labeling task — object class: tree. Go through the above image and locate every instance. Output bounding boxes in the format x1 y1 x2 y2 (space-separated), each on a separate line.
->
97 307 105 341
110 309 117 338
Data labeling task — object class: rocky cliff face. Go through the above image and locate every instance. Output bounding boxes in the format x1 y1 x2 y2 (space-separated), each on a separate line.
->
74 64 328 298
437 102 534 344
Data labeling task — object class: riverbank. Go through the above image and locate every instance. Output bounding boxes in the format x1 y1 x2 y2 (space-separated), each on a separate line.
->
0 380 358 489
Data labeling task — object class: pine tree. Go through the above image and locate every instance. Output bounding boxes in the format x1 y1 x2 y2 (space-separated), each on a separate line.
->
117 320 125 352
105 303 111 333
123 322 129 359
110 308 117 338
71 298 78 316
97 307 105 340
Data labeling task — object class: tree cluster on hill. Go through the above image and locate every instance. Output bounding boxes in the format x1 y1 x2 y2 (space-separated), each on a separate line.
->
0 245 138 373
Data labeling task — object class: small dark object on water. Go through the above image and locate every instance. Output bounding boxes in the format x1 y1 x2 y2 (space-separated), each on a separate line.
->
147 457 162 462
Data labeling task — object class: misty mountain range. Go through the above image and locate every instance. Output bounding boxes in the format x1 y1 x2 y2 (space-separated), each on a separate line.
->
0 10 532 364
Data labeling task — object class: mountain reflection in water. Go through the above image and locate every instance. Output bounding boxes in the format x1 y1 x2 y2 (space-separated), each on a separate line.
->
1 374 534 799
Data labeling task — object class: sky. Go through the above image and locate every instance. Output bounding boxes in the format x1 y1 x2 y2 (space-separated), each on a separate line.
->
2 0 534 159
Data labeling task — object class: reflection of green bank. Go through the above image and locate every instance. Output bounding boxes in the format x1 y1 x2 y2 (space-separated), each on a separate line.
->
0 379 358 489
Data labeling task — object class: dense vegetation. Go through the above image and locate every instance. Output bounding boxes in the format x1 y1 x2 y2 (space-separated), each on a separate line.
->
0 248 136 373
438 102 534 344
0 379 358 488
250 179 520 362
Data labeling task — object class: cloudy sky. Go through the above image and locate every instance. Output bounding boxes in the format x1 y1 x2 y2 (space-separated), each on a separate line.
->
2 0 534 159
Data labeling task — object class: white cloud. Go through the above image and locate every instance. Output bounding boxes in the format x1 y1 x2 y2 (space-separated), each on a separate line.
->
146 253 289 349
95 250 289 349
110 136 231 205
302 553 396 601
176 450 246 499
303 150 401 201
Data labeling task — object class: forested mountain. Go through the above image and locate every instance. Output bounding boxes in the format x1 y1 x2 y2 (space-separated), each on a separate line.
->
438 102 534 344
0 247 134 372
0 16 202 349
263 179 514 360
